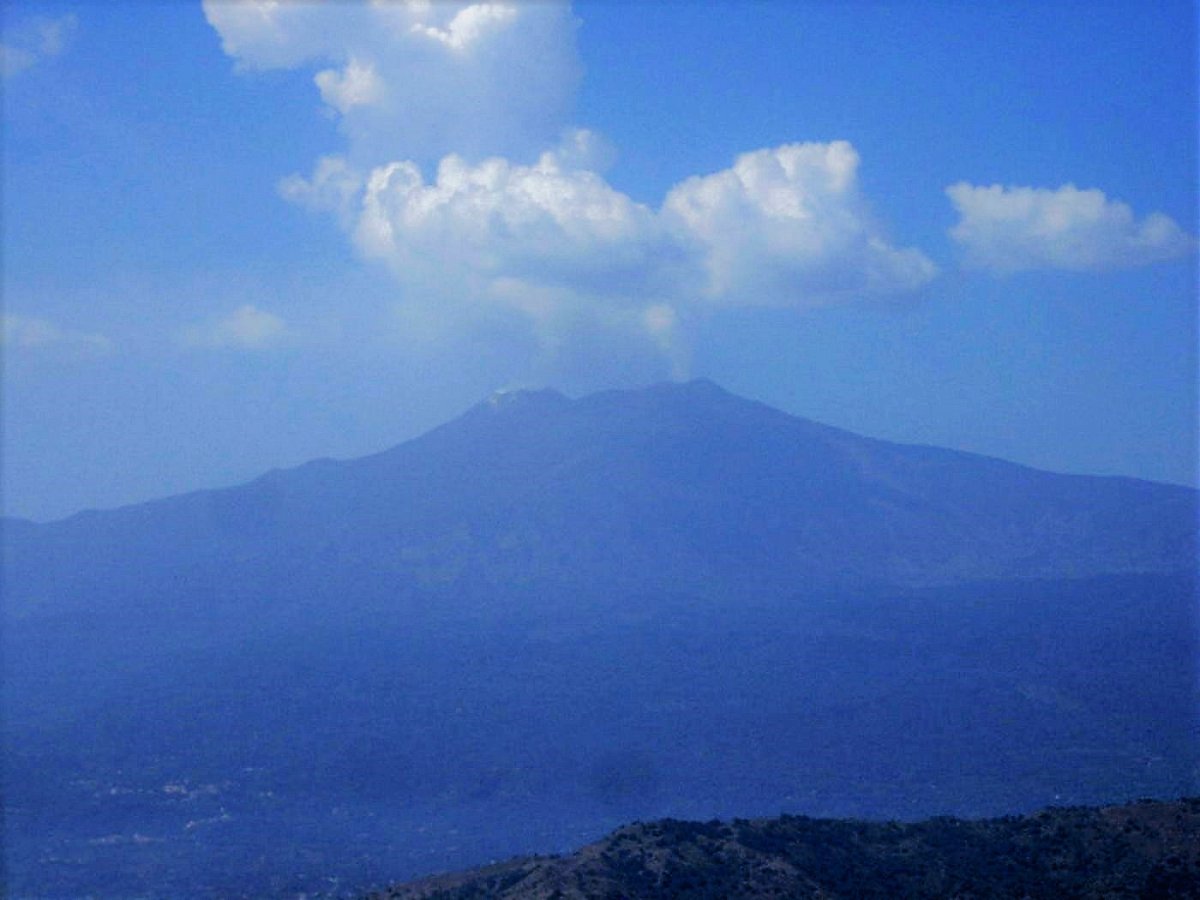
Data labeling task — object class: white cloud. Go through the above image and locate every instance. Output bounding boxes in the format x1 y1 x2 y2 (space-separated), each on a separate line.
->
946 182 1196 273
664 142 937 305
1 314 112 354
1 14 78 79
350 143 690 303
203 0 580 166
278 155 365 226
207 3 933 370
184 305 289 349
287 137 933 328
314 56 383 114
410 3 519 52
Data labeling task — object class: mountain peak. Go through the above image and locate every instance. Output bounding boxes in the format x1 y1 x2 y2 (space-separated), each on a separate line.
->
480 386 570 412
577 378 742 414
680 376 725 393
643 377 729 397
471 380 735 422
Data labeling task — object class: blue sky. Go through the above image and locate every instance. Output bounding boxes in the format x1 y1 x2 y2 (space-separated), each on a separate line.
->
3 0 1196 521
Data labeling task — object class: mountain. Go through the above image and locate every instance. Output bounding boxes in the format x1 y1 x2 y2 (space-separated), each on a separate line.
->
3 381 1197 898
372 798 1200 899
5 379 1194 623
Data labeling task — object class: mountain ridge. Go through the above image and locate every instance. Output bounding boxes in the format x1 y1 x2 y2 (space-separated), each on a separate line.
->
4 379 1196 898
5 378 1193 529
6 380 1194 622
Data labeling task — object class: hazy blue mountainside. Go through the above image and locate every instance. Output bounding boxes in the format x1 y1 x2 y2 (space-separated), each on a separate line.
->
3 381 1197 898
5 381 1194 621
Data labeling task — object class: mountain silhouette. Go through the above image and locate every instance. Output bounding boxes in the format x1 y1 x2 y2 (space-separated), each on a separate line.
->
6 380 1193 623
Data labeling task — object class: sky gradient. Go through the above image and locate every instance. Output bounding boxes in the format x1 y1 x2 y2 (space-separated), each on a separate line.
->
3 0 1197 521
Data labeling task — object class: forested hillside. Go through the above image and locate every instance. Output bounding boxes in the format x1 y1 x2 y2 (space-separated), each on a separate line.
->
375 798 1200 899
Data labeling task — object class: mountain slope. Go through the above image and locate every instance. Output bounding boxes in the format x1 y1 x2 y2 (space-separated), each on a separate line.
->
3 381 1196 898
373 798 1200 900
5 380 1195 624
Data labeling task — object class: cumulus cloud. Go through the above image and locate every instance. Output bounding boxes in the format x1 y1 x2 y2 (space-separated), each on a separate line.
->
285 138 934 324
1 14 78 79
206 2 933 371
665 142 937 305
1 314 112 354
202 0 580 166
184 305 289 349
946 182 1196 273
314 56 383 114
411 3 519 51
352 143 692 301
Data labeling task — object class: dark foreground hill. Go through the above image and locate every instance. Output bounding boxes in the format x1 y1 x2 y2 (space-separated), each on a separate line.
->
3 381 1197 898
374 798 1200 899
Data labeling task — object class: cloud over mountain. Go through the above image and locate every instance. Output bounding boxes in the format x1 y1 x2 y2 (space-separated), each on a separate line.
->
202 0 580 166
285 138 935 343
946 182 1195 273
207 2 934 366
664 142 937 306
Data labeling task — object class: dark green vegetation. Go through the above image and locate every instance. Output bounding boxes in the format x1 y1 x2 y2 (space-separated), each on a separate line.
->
3 382 1197 897
374 798 1200 899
